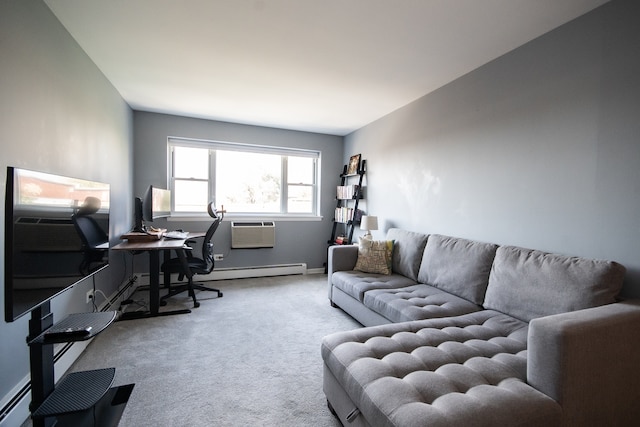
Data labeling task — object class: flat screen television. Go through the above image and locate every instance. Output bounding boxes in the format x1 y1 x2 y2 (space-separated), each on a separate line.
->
142 185 171 222
4 167 110 322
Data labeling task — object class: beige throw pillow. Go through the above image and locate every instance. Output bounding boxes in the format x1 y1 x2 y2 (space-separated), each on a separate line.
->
354 238 394 275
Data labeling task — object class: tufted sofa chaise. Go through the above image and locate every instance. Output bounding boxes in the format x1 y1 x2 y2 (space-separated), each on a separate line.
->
322 229 640 426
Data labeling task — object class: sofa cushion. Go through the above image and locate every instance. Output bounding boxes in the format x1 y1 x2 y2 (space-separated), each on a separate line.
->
322 310 562 426
417 234 498 305
484 245 627 322
363 284 482 323
386 228 428 281
353 238 394 275
331 270 417 302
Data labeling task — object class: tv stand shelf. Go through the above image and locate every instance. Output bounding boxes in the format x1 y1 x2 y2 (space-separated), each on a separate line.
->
32 368 115 418
26 308 133 427
29 311 117 345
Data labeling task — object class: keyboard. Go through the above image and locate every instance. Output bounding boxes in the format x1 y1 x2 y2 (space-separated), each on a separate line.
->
164 230 189 240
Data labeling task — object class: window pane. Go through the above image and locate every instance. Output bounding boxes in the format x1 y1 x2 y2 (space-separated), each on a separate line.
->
169 138 320 215
215 151 281 212
288 157 314 184
174 146 208 179
174 180 208 212
288 185 313 213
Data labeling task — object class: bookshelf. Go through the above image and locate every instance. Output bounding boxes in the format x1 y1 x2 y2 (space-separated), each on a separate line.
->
328 159 365 246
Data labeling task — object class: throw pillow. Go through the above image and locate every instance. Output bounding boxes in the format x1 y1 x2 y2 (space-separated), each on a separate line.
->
354 238 394 275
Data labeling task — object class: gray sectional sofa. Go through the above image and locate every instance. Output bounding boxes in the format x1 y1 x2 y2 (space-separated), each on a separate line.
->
323 229 640 426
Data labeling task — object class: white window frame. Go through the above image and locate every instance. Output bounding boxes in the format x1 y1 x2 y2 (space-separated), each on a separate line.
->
167 136 321 220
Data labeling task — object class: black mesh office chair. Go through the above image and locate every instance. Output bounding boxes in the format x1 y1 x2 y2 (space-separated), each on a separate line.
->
160 202 223 308
72 197 109 275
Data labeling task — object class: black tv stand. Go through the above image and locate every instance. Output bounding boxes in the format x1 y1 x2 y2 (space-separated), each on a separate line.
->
27 304 134 427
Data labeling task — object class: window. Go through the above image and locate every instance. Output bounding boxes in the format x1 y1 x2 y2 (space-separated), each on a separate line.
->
168 137 320 216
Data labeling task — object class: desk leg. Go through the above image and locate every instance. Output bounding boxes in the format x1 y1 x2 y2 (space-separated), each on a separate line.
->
148 250 160 315
163 250 172 289
118 249 191 321
147 249 191 317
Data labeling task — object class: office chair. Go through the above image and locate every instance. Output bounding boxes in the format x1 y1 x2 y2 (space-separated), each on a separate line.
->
72 197 109 275
160 202 223 308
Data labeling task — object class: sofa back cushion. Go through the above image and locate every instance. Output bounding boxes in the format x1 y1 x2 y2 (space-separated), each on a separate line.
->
417 234 498 305
484 245 626 322
386 228 428 281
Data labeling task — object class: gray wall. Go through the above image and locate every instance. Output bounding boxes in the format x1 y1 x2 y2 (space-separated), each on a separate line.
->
133 111 343 270
0 0 133 422
345 0 640 298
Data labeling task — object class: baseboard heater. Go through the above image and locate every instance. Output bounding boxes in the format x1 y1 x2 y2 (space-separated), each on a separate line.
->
135 264 322 285
203 263 306 281
231 221 275 248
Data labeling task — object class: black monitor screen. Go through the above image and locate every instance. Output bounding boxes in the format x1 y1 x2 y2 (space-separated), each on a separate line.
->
4 167 110 322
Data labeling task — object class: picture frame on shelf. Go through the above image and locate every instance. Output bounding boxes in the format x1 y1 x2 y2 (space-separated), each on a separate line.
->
347 154 361 175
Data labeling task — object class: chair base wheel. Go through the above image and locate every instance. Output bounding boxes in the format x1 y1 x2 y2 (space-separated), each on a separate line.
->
161 282 223 307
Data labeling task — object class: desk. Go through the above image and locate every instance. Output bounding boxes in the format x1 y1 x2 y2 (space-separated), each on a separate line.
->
113 233 203 319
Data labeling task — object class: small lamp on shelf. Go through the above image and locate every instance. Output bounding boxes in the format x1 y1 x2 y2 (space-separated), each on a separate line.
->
360 215 378 239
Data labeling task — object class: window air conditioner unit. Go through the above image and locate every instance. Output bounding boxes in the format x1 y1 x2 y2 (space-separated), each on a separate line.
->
230 221 275 248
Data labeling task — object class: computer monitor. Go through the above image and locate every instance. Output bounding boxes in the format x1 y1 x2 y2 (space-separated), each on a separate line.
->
143 186 171 222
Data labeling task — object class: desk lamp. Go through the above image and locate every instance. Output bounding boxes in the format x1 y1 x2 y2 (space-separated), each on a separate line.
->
360 215 378 239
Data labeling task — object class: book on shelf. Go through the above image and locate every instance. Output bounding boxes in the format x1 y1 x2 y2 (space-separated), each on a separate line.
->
334 207 353 223
353 209 363 223
334 207 363 223
336 185 360 199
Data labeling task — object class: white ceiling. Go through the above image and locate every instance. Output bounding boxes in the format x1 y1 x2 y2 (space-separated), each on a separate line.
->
44 0 609 136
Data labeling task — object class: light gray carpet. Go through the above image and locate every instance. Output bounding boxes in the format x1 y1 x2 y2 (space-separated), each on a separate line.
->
67 274 359 426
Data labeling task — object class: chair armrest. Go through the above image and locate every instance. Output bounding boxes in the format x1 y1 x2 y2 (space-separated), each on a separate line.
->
527 300 640 425
183 238 200 257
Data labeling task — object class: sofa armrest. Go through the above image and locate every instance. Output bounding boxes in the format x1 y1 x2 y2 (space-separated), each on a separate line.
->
528 300 640 426
328 245 359 275
327 245 359 299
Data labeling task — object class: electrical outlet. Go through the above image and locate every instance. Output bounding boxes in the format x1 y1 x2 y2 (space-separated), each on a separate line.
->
214 254 223 261
86 290 95 304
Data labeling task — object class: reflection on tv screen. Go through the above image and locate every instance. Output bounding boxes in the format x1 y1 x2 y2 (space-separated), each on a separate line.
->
4 167 110 322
